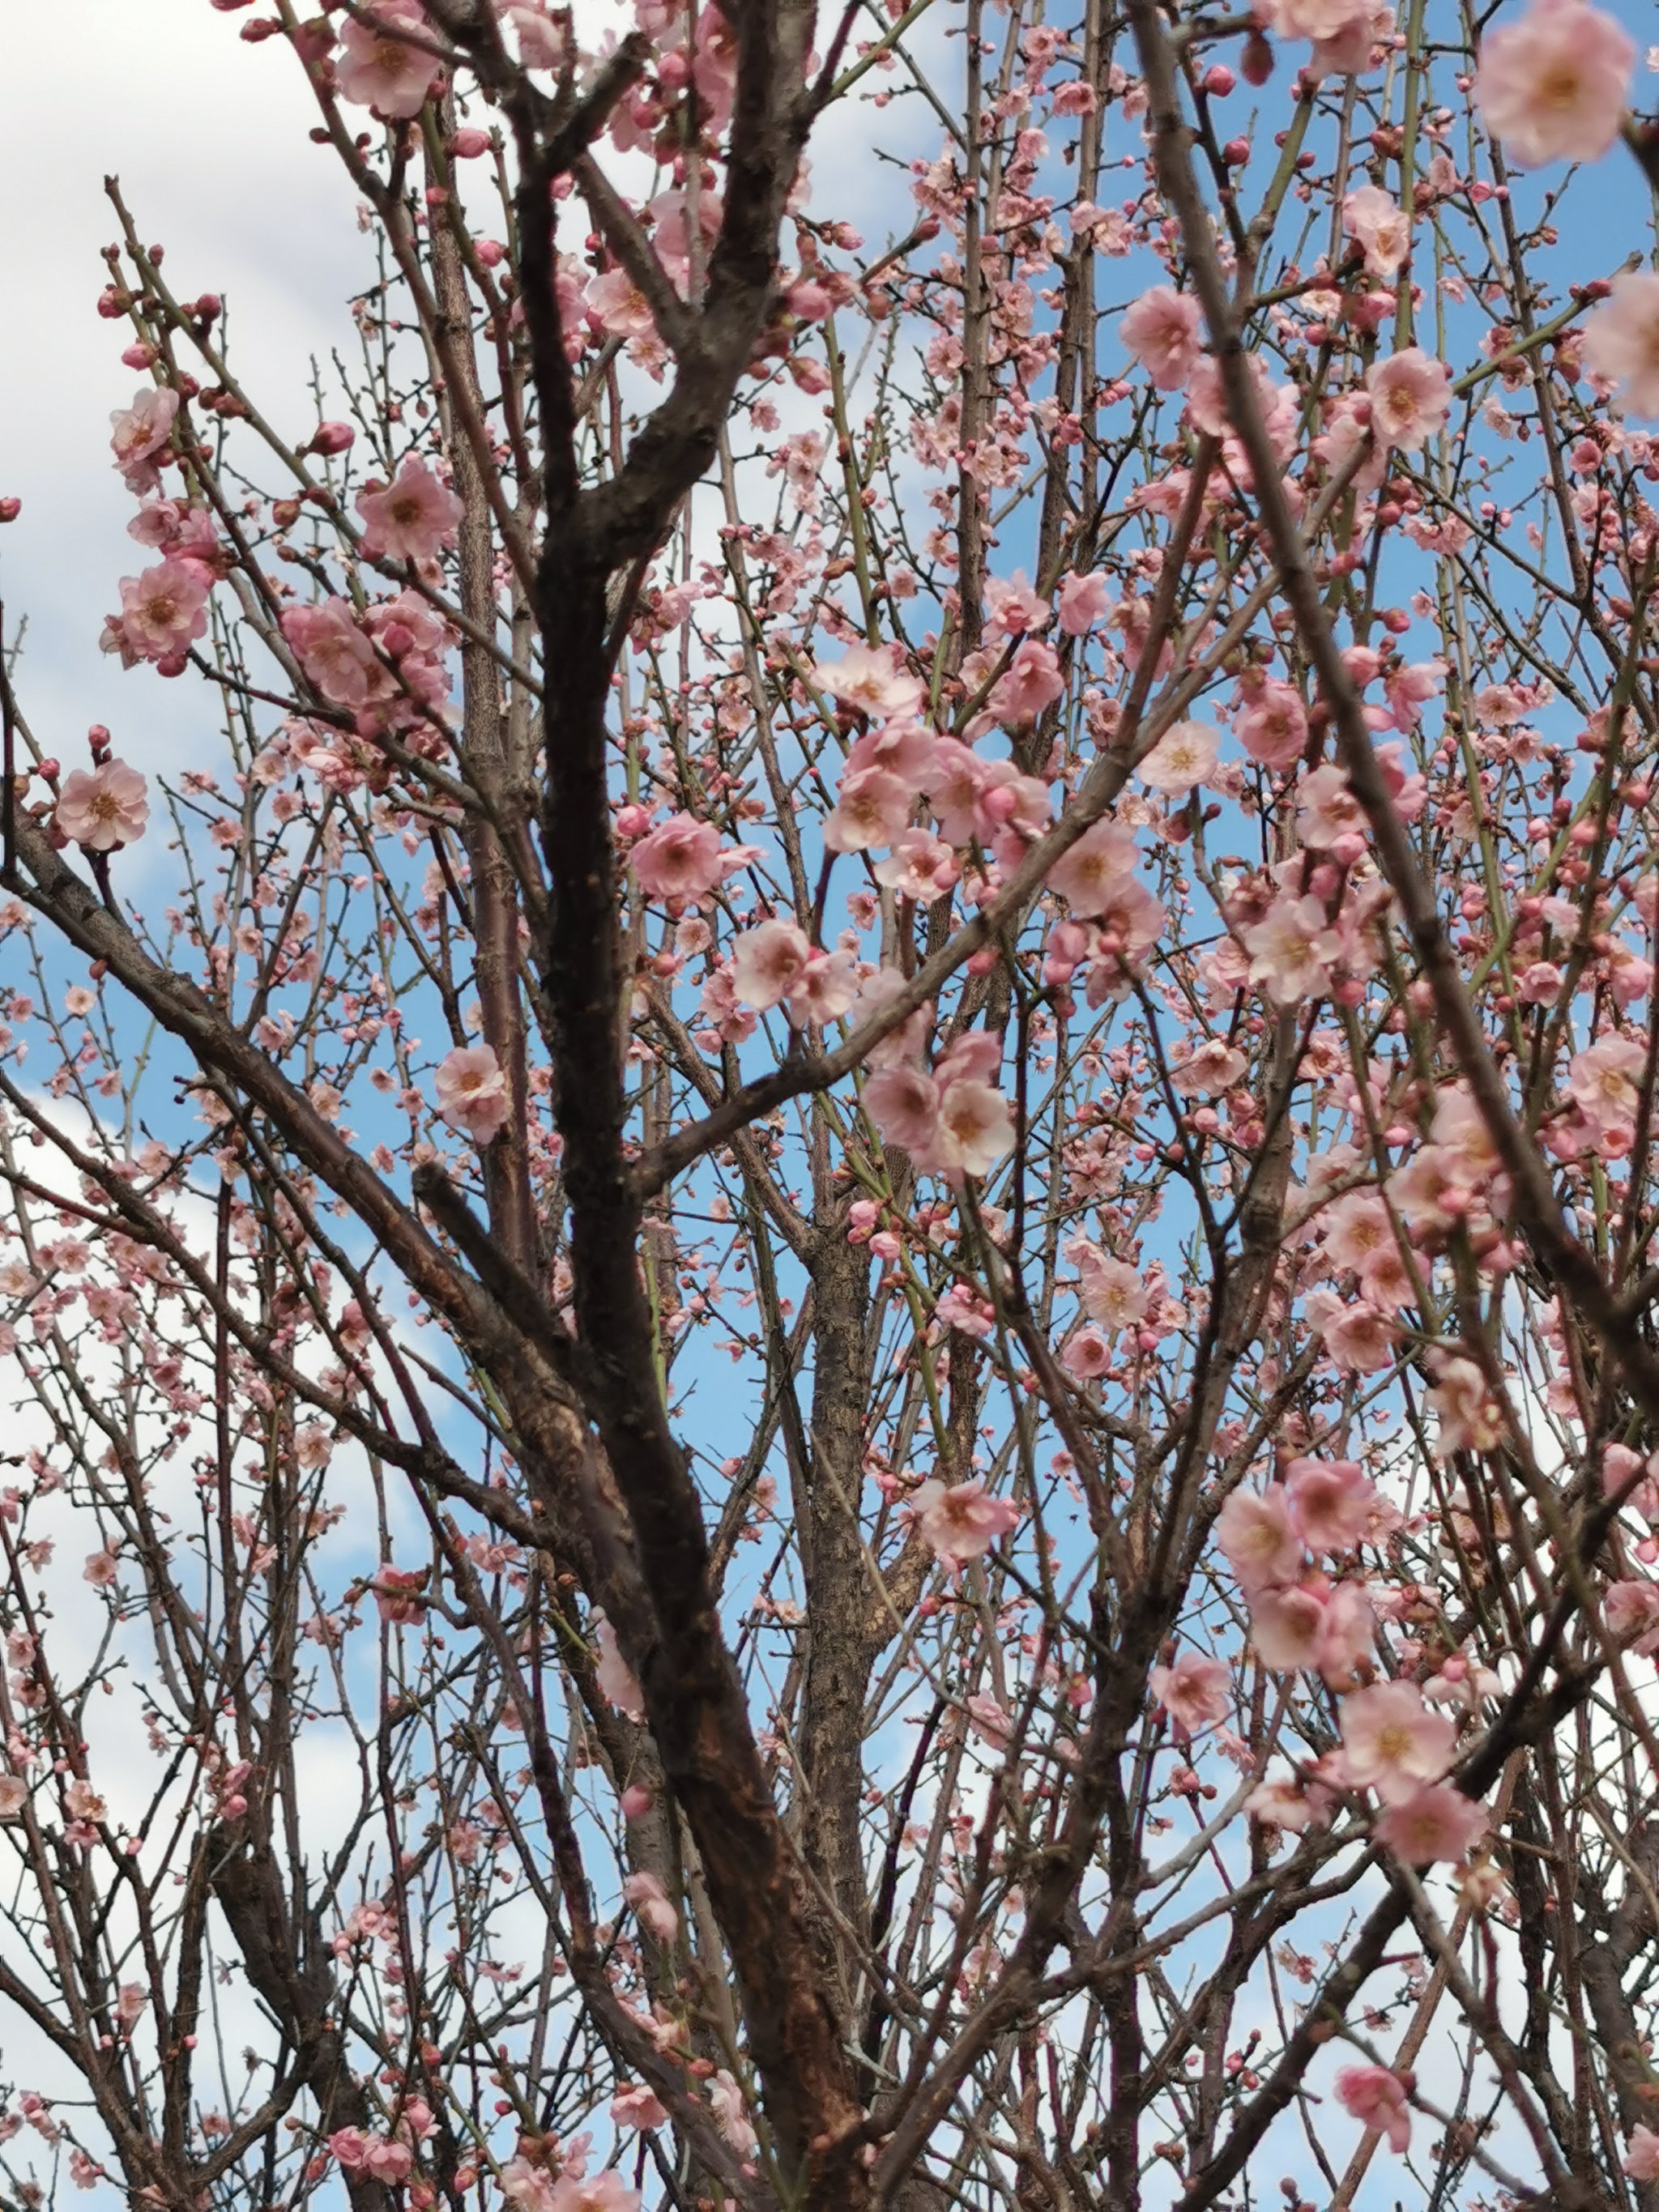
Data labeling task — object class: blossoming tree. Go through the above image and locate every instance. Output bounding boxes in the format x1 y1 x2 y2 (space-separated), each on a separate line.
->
4 0 1659 2206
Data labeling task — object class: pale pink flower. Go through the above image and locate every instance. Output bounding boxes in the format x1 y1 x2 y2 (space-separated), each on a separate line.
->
434 1042 510 1144
1078 1255 1149 1334
1233 679 1308 769
1215 1485 1303 1594
1582 273 1659 415
983 569 1050 637
1244 895 1342 1005
708 2072 757 2159
64 1778 106 1824
1172 1038 1247 1096
109 386 179 492
115 559 210 661
623 1869 679 1946
824 765 912 853
1285 1459 1380 1554
336 0 441 117
1367 347 1452 451
1260 0 1375 41
55 761 150 851
1249 1583 1333 1672
1604 1579 1659 1653
1475 0 1632 165
1373 1779 1487 1865
356 455 463 564
1567 1033 1646 1143
0 1774 25 1819
787 948 859 1028
932 1075 1016 1177
1343 185 1412 276
610 2083 667 2133
814 643 925 718
864 1063 943 1153
731 919 812 1011
1623 2125 1659 2181
1137 719 1218 795
282 599 394 710
988 637 1064 724
1247 1774 1335 1832
873 828 960 901
1119 285 1204 390
630 812 726 900
1046 820 1141 918
591 1609 645 1721
586 267 657 341
1057 570 1111 635
1339 1681 1456 1804
1296 763 1367 851
83 1549 119 1588
910 1477 1021 1566
1334 2063 1412 2153
548 2172 639 2212
1149 1649 1231 1736
1427 1354 1505 1455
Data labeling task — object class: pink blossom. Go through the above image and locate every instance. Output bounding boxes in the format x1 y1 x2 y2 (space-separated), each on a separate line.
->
1233 678 1308 771
1339 1680 1456 1803
282 599 394 710
435 1043 511 1144
1046 820 1141 919
1343 185 1411 276
1119 285 1204 390
1215 1485 1303 1594
731 919 812 1012
336 0 441 117
1475 0 1632 165
1427 1354 1505 1456
609 2083 667 2133
1244 895 1342 1005
1583 271 1659 416
813 643 925 718
623 1869 679 1946
55 761 150 851
356 455 463 564
0 1775 26 1819
591 1609 645 1721
873 829 960 901
1567 1034 1645 1145
910 1477 1021 1566
630 812 727 900
1259 0 1375 43
824 765 913 853
1334 2063 1413 2153
1367 347 1452 452
110 559 210 664
1138 719 1218 795
932 1074 1017 1176
1373 1779 1488 1865
1057 570 1111 635
1285 1458 1379 1554
1149 1649 1231 1736
1077 1254 1149 1334
708 2072 757 2158
109 387 179 492
1623 2125 1659 2181
983 569 1050 637
987 637 1064 724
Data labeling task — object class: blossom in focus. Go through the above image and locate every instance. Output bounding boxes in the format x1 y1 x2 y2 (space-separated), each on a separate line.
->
1343 185 1411 276
1137 719 1218 795
1367 347 1452 451
1582 273 1659 416
109 560 211 665
1338 1680 1456 1803
109 386 179 492
1475 0 1633 166
1334 2063 1413 2153
630 812 728 900
435 1042 510 1144
1215 1485 1304 1594
55 761 150 850
356 455 464 563
335 0 441 117
1119 284 1204 390
1373 1779 1488 1865
610 2083 667 2133
910 1477 1021 1566
1149 1649 1231 1736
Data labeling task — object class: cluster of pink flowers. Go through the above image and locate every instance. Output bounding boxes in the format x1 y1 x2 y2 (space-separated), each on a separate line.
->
434 1043 510 1146
281 588 457 755
864 1029 1016 1181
